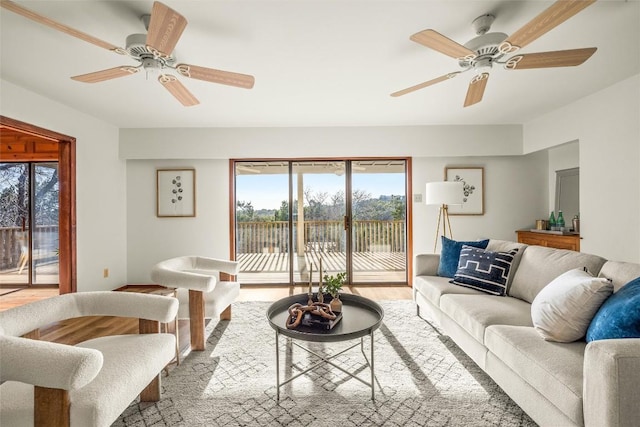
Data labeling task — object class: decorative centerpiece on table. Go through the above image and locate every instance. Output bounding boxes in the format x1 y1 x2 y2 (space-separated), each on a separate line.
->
285 258 343 331
323 271 346 313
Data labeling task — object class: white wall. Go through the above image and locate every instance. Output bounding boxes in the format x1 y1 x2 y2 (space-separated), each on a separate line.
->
123 126 548 283
412 152 548 257
126 159 231 283
119 125 523 159
1 79 128 291
525 74 640 262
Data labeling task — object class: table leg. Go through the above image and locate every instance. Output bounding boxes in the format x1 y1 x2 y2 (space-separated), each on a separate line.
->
370 330 375 401
275 329 280 401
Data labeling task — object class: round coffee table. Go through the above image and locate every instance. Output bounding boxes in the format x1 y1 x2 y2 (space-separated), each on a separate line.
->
267 293 384 400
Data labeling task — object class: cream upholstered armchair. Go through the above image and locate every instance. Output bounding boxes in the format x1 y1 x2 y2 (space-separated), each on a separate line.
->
0 291 179 427
150 256 240 351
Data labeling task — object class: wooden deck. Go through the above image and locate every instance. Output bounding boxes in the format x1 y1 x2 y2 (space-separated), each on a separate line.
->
237 251 406 284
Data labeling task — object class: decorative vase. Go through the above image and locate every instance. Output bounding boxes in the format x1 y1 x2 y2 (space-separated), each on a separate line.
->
330 295 342 312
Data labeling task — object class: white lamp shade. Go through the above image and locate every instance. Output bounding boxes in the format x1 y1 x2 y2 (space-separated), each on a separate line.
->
425 181 464 206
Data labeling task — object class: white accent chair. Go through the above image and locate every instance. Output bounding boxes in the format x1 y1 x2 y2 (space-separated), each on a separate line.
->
150 256 240 351
0 291 179 427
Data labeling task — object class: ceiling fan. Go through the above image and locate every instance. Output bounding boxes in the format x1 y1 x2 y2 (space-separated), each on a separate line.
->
391 0 597 107
0 0 255 106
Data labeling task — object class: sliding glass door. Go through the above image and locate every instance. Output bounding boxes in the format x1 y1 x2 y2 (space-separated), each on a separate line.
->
0 162 59 286
350 160 407 283
233 159 408 285
291 161 347 283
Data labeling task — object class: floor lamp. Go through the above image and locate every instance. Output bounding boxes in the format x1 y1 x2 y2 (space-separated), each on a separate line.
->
426 181 464 252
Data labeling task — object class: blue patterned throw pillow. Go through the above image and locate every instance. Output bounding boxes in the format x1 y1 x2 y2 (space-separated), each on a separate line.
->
437 236 490 278
450 246 519 296
586 276 640 342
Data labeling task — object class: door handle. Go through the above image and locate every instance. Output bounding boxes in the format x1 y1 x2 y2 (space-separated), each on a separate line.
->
344 215 349 230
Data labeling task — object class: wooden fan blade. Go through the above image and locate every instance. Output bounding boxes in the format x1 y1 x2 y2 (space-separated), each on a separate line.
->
464 74 489 107
503 0 596 51
0 0 122 52
506 47 597 70
158 74 199 106
390 72 460 97
176 64 255 89
410 30 475 59
71 66 139 83
146 1 187 57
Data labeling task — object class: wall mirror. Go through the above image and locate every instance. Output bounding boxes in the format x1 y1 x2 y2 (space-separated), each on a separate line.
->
555 167 579 227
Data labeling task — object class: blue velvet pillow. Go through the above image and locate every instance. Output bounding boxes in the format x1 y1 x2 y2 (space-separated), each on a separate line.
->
437 236 489 278
586 276 640 342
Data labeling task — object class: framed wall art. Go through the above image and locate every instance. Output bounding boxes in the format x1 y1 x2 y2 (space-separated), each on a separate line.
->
157 168 196 217
445 167 484 215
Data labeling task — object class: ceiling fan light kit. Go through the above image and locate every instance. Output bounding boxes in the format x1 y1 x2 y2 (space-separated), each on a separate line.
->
393 0 598 107
0 0 256 107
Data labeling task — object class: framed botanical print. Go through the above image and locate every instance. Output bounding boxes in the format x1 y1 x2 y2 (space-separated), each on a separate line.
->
445 167 484 215
157 168 196 217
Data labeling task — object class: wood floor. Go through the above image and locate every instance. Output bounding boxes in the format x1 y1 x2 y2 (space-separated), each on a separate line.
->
0 285 413 352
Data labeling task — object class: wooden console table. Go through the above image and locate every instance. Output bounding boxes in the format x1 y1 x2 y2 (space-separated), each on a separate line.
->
516 230 581 252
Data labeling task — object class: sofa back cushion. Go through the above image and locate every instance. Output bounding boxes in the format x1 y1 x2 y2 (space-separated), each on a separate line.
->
509 246 607 303
598 261 640 292
486 240 528 293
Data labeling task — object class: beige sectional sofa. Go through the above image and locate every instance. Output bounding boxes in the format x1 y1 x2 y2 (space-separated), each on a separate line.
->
413 240 640 427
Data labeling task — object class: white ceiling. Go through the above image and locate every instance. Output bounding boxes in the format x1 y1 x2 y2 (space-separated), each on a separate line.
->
1 1 639 128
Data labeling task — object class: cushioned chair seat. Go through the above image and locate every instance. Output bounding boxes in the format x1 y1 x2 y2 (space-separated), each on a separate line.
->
175 280 240 319
485 325 586 426
0 334 176 427
439 294 533 344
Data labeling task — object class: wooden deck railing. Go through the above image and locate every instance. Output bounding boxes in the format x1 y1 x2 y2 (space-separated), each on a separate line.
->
0 226 59 270
236 220 405 254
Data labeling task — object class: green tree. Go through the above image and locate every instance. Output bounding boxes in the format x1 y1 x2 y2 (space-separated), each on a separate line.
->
274 200 289 221
236 200 255 222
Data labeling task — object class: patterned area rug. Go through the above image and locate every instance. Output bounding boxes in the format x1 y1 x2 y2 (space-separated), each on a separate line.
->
114 300 536 427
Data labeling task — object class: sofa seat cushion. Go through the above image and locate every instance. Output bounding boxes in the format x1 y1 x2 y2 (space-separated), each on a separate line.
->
0 333 176 427
439 294 533 344
509 245 607 304
485 325 586 426
414 275 485 307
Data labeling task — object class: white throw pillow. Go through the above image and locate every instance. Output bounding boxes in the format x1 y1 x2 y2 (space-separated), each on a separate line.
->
531 268 613 342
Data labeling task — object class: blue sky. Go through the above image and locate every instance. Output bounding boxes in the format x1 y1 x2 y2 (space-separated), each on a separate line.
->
236 173 405 210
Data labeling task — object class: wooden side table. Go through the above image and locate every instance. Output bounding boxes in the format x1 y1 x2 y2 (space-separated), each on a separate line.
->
115 284 180 366
516 230 581 251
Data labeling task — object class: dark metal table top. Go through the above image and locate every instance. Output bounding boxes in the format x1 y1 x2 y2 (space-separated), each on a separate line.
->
267 293 384 342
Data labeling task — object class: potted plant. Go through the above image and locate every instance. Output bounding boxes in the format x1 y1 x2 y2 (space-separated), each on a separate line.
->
323 272 346 312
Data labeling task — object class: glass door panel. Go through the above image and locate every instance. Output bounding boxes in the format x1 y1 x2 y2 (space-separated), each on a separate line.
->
233 159 409 286
0 163 30 285
292 161 346 284
235 161 290 284
33 163 59 285
350 160 407 283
